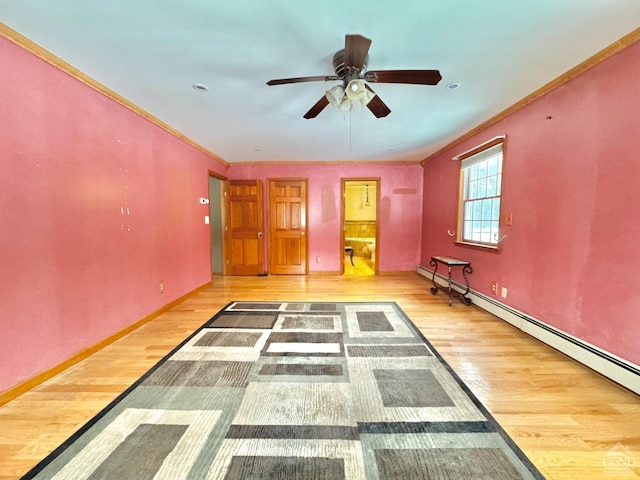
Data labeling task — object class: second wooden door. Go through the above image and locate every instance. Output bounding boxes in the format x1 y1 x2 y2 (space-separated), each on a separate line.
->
268 179 307 274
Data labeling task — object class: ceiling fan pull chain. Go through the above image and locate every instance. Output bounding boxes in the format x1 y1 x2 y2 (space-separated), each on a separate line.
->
350 110 353 152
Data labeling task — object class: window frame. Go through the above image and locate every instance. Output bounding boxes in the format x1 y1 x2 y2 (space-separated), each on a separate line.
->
454 136 506 251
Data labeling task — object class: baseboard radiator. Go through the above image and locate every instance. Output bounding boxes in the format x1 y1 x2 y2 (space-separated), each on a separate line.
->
417 265 640 395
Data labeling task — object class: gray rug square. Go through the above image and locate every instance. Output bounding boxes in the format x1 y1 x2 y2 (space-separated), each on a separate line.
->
373 369 455 408
356 311 394 331
347 344 430 357
375 447 525 480
259 363 343 376
230 302 283 310
195 331 263 347
280 315 335 330
141 360 252 387
223 456 345 480
87 424 187 480
262 331 344 357
309 303 338 311
206 313 277 329
285 303 306 311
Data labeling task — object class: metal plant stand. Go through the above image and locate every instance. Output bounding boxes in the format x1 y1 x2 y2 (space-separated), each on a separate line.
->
429 256 473 306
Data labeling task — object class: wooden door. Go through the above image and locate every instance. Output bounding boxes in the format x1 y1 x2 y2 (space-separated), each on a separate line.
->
268 179 307 275
226 180 265 275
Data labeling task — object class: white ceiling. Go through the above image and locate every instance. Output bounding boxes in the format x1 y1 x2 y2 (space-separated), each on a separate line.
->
2 1 639 164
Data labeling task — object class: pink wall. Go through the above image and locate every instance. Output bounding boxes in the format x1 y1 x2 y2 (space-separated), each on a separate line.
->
228 163 424 273
0 38 228 393
421 40 640 365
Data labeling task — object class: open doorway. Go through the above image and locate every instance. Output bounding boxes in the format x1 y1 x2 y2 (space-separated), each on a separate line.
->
342 179 379 276
208 173 225 276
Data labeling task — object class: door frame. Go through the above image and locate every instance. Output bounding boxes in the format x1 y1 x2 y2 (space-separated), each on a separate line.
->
341 177 380 275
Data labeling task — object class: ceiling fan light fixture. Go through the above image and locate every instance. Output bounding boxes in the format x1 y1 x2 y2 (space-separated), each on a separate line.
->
338 95 353 112
325 85 345 107
325 85 353 112
345 79 366 101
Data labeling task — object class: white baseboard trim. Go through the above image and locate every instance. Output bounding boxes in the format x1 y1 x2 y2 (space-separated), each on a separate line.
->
417 265 640 395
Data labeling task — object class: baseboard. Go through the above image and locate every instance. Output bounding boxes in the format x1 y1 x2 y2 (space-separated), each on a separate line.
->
309 270 413 276
417 265 640 395
0 281 213 407
378 270 414 276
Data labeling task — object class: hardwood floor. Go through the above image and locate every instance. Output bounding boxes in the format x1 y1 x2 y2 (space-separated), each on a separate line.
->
344 255 375 276
1 274 638 479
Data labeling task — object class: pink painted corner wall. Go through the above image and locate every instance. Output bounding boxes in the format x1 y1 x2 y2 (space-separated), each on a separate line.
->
421 40 640 365
0 38 227 393
228 162 424 273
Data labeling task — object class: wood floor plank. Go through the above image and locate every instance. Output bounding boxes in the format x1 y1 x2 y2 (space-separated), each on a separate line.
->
0 274 638 479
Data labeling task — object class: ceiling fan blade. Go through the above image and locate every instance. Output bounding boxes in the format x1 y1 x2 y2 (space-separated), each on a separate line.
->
364 85 391 118
267 75 339 86
365 69 442 85
303 96 330 119
344 34 372 70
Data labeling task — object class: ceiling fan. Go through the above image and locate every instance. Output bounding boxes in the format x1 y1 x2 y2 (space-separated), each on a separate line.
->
266 34 442 119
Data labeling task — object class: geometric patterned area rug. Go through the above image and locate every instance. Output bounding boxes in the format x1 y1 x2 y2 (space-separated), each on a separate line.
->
22 302 545 479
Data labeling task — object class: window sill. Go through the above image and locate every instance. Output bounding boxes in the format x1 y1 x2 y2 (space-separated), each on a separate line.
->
454 240 501 252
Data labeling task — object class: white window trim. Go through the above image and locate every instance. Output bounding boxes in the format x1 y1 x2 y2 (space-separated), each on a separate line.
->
454 136 506 250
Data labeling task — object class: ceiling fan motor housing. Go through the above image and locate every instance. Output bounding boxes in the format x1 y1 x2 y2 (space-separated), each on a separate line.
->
332 49 368 81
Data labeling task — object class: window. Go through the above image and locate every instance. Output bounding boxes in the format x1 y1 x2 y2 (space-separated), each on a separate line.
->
455 137 505 248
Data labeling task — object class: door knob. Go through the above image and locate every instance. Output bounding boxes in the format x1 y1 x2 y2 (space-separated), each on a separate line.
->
301 231 305 236
258 232 263 238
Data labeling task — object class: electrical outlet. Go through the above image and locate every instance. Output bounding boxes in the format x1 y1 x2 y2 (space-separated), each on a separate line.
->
501 287 508 298
491 282 497 294
158 281 165 293
316 256 321 263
